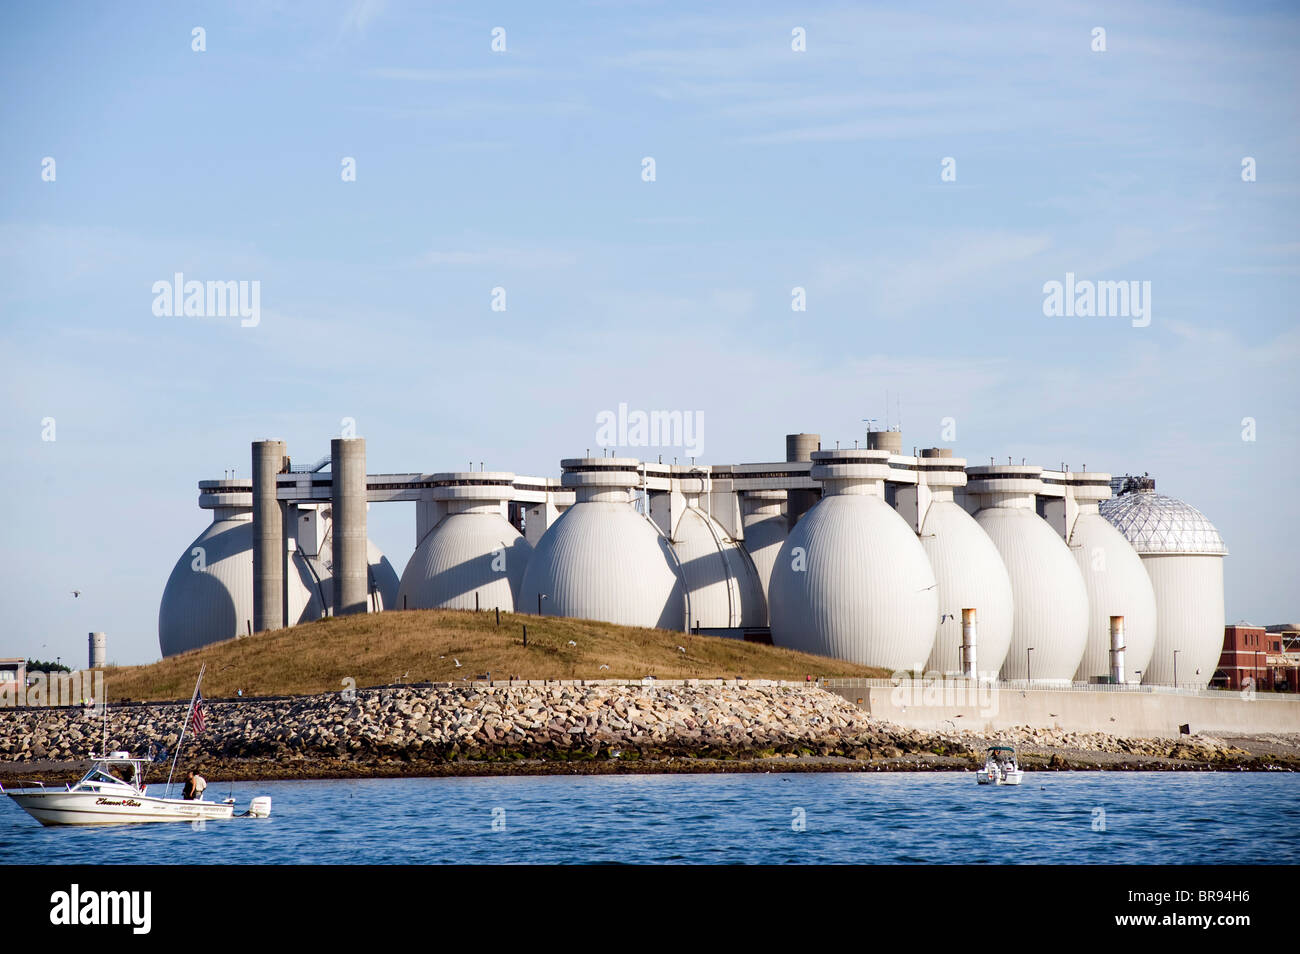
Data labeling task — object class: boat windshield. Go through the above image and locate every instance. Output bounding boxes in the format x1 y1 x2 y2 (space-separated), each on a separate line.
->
78 762 144 789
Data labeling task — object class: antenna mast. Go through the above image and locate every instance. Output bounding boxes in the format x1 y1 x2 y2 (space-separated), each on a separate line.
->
165 663 206 798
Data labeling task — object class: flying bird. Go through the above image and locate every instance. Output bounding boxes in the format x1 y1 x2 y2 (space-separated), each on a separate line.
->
599 664 609 671
567 640 577 647
71 591 80 598
453 659 462 668
677 646 686 653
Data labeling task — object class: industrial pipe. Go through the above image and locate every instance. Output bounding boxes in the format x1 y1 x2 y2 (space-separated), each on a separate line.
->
961 608 977 679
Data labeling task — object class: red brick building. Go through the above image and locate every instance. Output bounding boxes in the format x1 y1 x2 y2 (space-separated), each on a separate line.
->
1214 624 1269 691
1265 625 1300 693
1214 624 1296 692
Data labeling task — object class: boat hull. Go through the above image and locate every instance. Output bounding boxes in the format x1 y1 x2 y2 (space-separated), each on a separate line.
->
976 767 1024 786
5 790 235 827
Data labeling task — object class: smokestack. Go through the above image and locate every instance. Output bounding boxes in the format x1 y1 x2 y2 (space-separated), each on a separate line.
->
331 438 368 617
252 440 286 632
785 433 821 526
1109 615 1126 683
88 632 106 669
961 608 977 679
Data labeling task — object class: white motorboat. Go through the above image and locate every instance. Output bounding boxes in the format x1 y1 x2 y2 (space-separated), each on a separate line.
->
976 745 1024 786
2 751 271 827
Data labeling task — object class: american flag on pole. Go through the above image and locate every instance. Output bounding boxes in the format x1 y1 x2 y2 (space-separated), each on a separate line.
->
189 690 206 735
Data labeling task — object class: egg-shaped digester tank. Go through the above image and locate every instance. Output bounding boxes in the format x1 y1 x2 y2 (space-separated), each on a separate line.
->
769 449 939 670
966 465 1088 685
669 480 766 630
158 480 398 656
519 459 686 630
397 473 533 612
1056 473 1157 683
906 452 1015 677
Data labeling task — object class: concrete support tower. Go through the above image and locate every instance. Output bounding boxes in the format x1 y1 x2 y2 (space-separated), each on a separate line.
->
88 632 106 669
784 433 820 526
331 437 369 616
252 440 286 633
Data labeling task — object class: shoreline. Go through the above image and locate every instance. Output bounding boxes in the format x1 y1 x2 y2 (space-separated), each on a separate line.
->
4 739 1297 787
4 683 1297 786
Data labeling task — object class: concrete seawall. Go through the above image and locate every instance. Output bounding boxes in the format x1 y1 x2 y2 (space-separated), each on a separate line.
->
826 684 1300 738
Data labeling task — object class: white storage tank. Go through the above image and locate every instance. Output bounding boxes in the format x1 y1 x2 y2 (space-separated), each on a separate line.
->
519 459 686 630
397 473 533 612
1100 479 1227 687
896 450 1014 678
158 481 399 656
769 449 938 670
670 479 766 630
966 464 1088 685
1048 472 1157 684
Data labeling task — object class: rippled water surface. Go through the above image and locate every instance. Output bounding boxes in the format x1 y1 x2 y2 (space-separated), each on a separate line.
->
2 771 1295 864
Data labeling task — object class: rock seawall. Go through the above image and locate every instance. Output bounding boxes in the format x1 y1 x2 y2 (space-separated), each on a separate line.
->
1 682 1287 777
2 683 928 764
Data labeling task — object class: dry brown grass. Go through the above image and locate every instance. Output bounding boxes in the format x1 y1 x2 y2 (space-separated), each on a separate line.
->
100 609 887 701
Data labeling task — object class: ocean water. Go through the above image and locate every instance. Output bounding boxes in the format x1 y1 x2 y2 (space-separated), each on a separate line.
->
2 771 1295 864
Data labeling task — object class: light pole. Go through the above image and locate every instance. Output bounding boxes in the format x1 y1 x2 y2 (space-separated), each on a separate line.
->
537 593 547 617
1026 647 1034 686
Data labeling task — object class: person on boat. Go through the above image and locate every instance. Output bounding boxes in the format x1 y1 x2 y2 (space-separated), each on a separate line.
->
191 768 207 801
182 771 196 799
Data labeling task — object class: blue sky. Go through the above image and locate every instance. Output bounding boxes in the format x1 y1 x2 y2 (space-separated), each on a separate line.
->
1 1 1296 665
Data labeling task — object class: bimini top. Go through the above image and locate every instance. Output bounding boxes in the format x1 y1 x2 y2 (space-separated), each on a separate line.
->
1099 491 1227 556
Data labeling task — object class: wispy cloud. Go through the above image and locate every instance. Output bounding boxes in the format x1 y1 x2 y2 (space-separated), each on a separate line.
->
368 66 535 82
340 0 386 35
418 247 580 269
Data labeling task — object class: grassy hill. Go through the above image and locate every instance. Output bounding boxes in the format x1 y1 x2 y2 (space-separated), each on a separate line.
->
101 610 889 702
